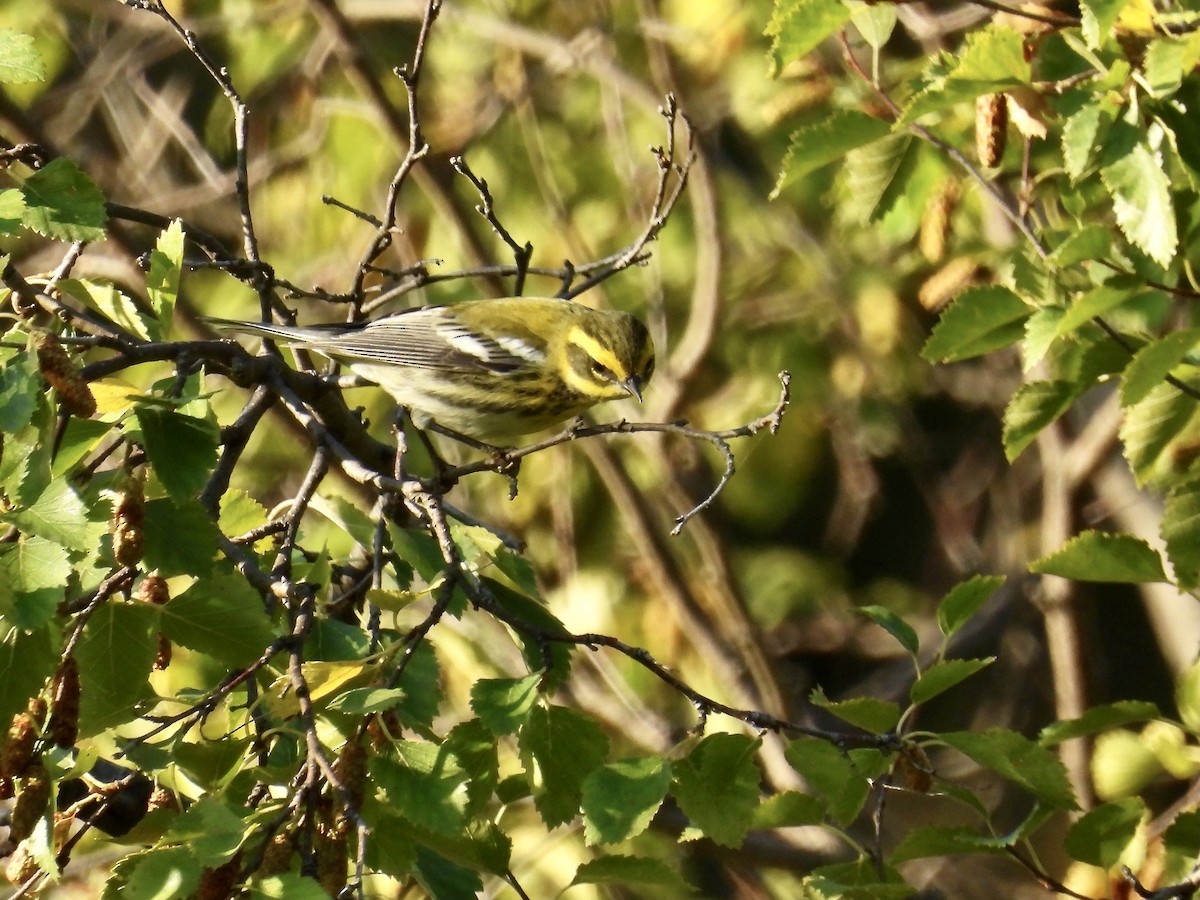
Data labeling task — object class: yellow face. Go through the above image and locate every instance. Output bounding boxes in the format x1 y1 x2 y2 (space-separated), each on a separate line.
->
559 315 655 402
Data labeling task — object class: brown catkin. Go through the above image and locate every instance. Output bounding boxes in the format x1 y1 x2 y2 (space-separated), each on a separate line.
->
136 573 170 606
314 819 348 897
4 841 38 885
196 852 242 900
35 333 96 419
917 258 983 313
153 633 172 671
919 180 960 263
9 762 51 843
258 830 294 876
112 477 146 568
1 712 38 780
333 739 367 813
47 658 80 750
975 92 1008 168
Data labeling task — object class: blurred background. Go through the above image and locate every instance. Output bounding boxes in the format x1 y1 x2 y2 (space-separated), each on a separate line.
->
2 1 1189 896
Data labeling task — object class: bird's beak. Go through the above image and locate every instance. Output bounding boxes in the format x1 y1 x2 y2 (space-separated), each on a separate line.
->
623 376 644 402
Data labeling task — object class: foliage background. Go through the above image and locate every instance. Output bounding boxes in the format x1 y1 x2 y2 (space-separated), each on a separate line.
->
2 0 1200 898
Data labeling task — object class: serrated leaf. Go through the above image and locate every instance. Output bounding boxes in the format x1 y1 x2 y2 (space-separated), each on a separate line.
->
806 859 911 898
0 535 69 630
1064 798 1146 867
75 603 158 737
810 686 900 733
921 285 1029 363
164 797 247 866
0 188 25 234
1164 479 1200 589
1048 224 1112 268
0 626 58 730
937 575 1005 637
900 26 1030 123
444 719 499 816
1062 101 1112 180
765 0 851 75
325 687 406 714
160 573 279 668
752 790 825 828
911 658 995 706
470 674 540 736
890 824 1012 863
123 846 203 900
1040 701 1159 746
60 279 153 342
857 605 919 655
251 873 335 900
372 745 468 836
1031 530 1166 583
1120 382 1200 487
582 756 671 845
672 733 761 847
1080 0 1129 49
1120 329 1200 408
521 705 609 828
147 220 183 340
134 406 218 503
0 351 39 433
571 855 693 892
1101 142 1177 267
3 478 105 554
1002 380 1075 461
21 158 107 242
940 729 1078 809
772 110 891 197
785 738 869 826
142 497 220 577
839 133 917 226
0 30 45 84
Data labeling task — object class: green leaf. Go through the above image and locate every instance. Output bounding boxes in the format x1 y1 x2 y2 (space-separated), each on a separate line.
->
900 26 1030 123
571 854 694 892
122 846 203 900
772 110 891 197
444 719 499 816
325 687 406 714
1064 797 1146 867
0 351 39 433
672 733 761 847
810 686 900 733
838 133 917 226
765 0 852 75
806 859 911 899
21 158 107 242
134 406 219 503
250 873 334 900
470 674 540 736
911 658 995 706
1164 478 1200 590
0 30 45 84
164 797 247 866
0 189 26 234
1062 101 1112 180
0 625 58 729
142 498 220 577
785 738 869 826
849 2 896 51
484 579 573 690
936 575 1005 637
75 602 158 737
1101 142 1177 267
0 536 69 630
940 729 1078 809
1058 282 1155 339
891 824 1012 863
392 641 442 730
372 744 468 836
1030 530 1167 583
521 705 609 828
413 845 484 900
857 605 919 655
921 285 1029 363
1048 224 1112 268
146 220 184 339
1080 0 1129 49
60 279 153 342
1040 701 1159 746
582 756 671 845
160 573 280 668
752 790 825 828
3 478 105 554
1120 329 1200 408
1002 380 1076 462
1121 383 1200 487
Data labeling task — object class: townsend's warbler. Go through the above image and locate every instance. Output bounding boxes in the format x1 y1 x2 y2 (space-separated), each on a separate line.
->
211 296 655 440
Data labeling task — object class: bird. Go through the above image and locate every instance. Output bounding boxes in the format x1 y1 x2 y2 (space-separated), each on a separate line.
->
209 296 655 440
